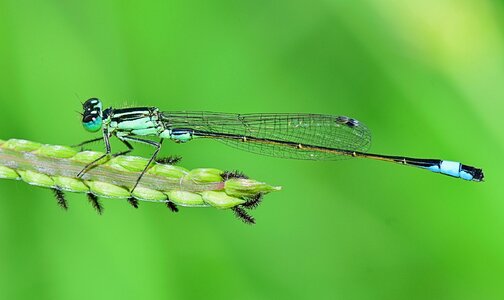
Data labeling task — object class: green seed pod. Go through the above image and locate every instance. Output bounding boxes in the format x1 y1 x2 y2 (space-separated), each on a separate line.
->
224 178 282 198
131 186 167 201
52 176 89 193
2 139 41 152
86 181 130 198
0 166 19 179
185 168 223 184
17 170 54 187
166 191 205 206
71 151 107 164
35 145 78 158
148 164 188 179
201 191 246 209
109 155 150 172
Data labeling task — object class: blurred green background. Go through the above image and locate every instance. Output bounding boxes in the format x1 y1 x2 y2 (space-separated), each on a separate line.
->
0 0 503 299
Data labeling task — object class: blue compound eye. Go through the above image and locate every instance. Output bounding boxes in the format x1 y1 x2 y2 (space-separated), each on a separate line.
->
82 115 102 132
81 98 103 132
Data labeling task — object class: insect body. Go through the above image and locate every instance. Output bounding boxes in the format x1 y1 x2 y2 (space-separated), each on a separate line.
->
77 98 484 193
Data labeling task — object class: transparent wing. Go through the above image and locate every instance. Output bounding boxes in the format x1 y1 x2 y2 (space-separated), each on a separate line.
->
160 112 372 160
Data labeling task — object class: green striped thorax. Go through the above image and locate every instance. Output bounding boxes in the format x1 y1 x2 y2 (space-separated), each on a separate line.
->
82 98 163 138
81 98 194 143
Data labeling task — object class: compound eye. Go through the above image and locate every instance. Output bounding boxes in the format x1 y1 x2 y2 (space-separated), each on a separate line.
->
82 115 102 132
83 114 94 123
81 98 103 132
83 98 101 108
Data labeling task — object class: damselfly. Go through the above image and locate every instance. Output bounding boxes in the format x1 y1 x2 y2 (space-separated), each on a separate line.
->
76 98 484 192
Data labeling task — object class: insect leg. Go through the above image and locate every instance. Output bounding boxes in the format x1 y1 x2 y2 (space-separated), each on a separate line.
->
77 127 111 178
71 137 103 149
113 136 135 157
119 135 164 193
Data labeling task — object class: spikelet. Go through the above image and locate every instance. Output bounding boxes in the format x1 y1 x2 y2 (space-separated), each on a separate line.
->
0 139 281 223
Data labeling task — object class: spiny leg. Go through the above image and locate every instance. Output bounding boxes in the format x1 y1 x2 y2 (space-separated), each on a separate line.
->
77 153 110 177
86 193 103 214
75 132 133 177
52 188 68 210
71 137 103 150
113 137 134 157
77 127 111 178
120 135 163 194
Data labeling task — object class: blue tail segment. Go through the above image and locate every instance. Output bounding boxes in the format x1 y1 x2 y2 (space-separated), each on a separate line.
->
362 153 485 182
425 160 484 181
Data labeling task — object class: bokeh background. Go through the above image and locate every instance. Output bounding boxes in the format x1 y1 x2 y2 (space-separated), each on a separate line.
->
0 1 503 299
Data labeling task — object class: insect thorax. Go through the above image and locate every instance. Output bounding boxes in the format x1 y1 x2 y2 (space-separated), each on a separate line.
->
108 107 165 137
